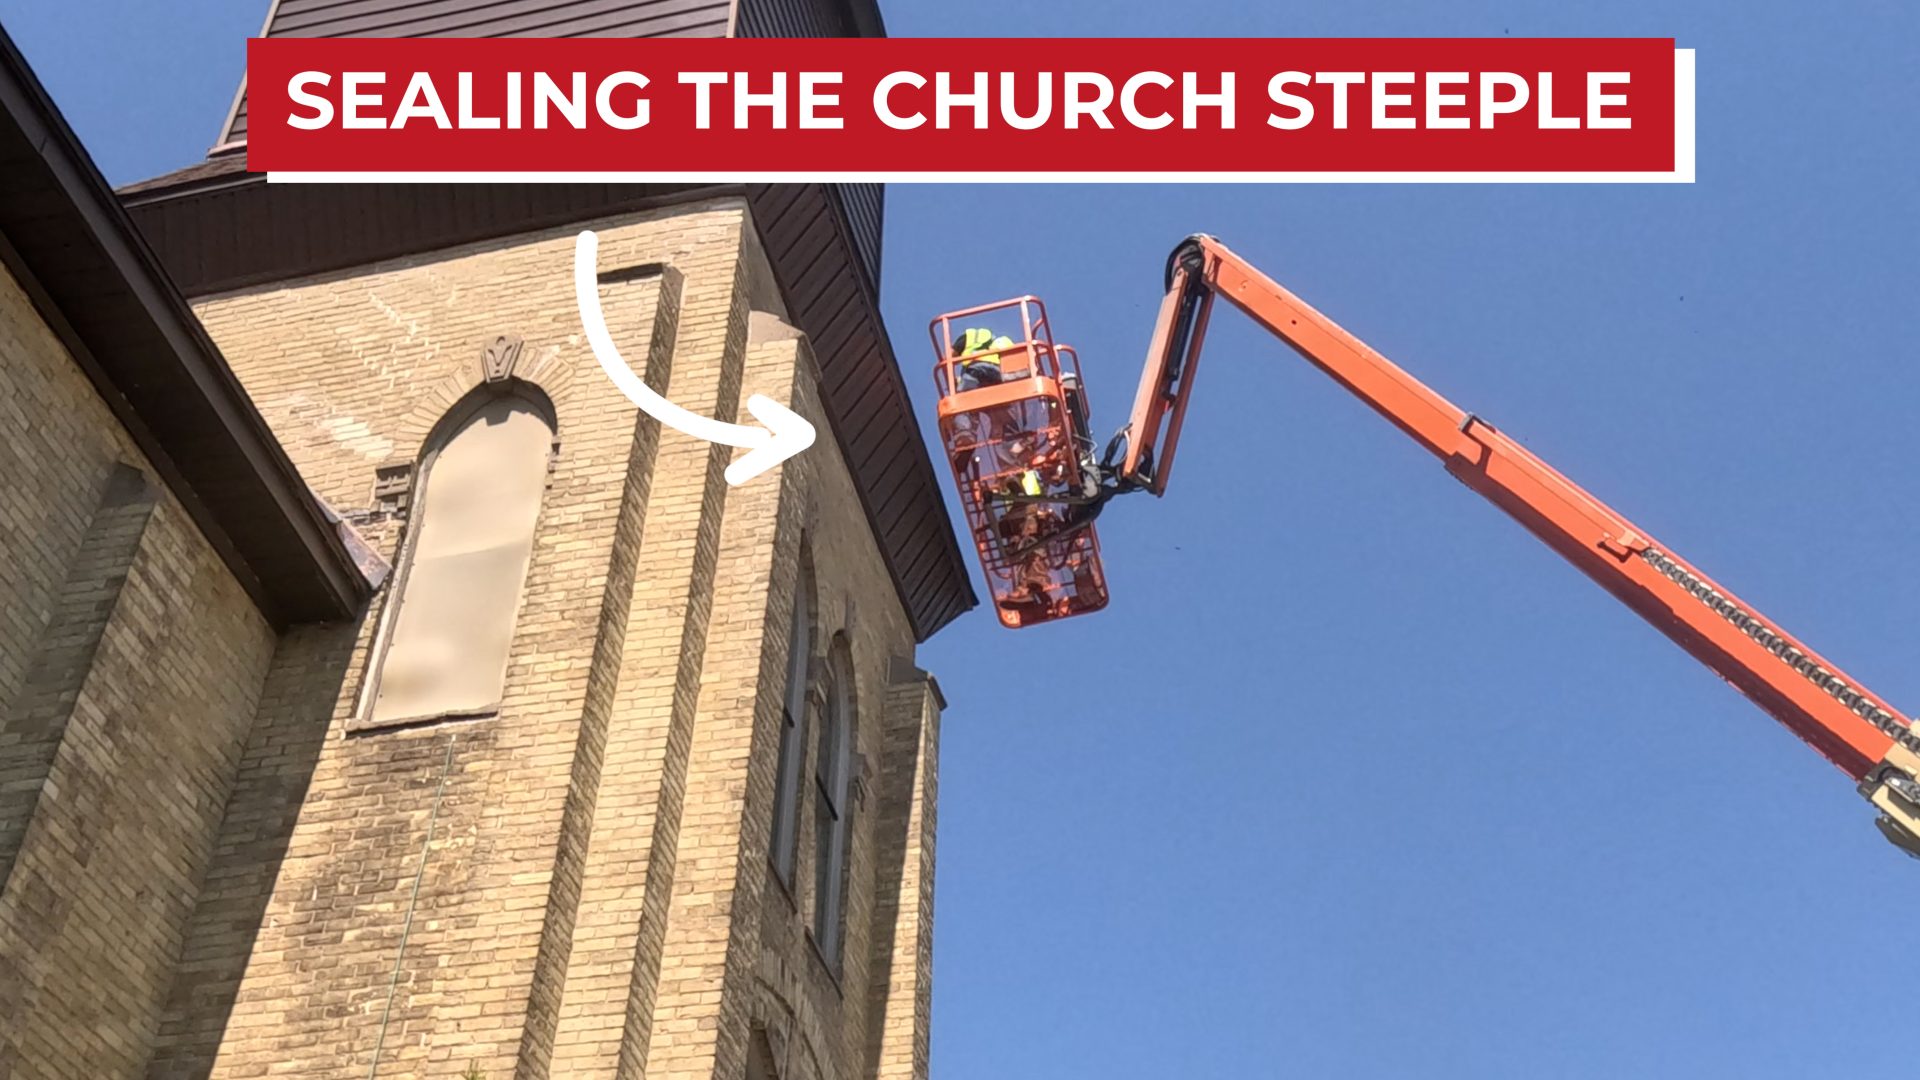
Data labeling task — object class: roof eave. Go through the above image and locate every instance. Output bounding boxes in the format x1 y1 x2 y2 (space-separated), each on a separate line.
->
0 27 370 626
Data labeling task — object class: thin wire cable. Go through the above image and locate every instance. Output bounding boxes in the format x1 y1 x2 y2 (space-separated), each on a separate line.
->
368 732 458 1079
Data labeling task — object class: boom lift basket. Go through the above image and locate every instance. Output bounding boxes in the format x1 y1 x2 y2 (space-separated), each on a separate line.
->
931 296 1110 628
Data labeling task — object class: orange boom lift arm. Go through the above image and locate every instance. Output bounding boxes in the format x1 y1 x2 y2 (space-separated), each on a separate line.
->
1112 234 1920 856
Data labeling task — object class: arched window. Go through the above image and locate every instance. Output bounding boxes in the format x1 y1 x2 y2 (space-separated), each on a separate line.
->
365 386 553 726
768 558 814 885
812 640 855 963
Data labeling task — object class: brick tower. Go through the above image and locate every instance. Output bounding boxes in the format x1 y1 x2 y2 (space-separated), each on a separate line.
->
0 5 972 1079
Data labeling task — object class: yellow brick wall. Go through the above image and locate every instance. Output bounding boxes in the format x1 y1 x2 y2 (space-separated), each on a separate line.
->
138 198 944 1080
727 227 943 1080
867 668 941 1080
0 250 282 1080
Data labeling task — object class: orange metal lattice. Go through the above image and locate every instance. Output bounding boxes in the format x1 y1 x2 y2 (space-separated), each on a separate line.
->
930 297 1109 629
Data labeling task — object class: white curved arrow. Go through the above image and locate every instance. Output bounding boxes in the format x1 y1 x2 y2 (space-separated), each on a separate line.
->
574 230 815 486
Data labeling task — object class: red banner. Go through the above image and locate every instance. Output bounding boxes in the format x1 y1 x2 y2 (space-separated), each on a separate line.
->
246 37 1689 181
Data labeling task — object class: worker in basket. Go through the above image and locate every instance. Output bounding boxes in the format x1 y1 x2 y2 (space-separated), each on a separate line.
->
952 326 1013 390
950 326 1045 499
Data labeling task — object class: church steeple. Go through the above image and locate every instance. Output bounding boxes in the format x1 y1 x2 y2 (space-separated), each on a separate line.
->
212 0 884 153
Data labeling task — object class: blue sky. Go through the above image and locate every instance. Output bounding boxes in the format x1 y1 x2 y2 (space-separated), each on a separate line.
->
9 1 1919 1077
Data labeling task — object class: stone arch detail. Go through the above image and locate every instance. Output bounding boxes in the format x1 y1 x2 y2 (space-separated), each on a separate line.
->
393 333 578 458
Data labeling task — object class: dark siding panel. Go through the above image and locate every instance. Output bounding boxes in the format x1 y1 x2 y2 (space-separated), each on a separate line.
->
826 340 885 407
837 372 897 467
873 458 928 550
833 182 882 285
268 0 732 36
810 187 880 299
857 417 913 486
749 182 803 225
224 0 734 143
894 524 949 618
761 192 825 258
273 0 728 36
787 230 849 312
808 288 863 365
872 449 926 542
735 0 850 36
860 441 911 521
737 0 883 293
899 532 949 612
125 181 714 296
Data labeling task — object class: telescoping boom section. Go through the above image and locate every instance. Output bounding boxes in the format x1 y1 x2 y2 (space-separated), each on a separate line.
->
1115 234 1920 855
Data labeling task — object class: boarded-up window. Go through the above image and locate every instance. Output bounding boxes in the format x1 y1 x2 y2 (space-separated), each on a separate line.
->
367 391 552 725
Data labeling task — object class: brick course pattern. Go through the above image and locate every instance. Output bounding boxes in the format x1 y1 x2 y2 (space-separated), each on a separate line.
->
0 257 280 1080
0 199 943 1080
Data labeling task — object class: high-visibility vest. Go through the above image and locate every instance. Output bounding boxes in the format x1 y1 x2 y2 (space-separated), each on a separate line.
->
955 327 1014 367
